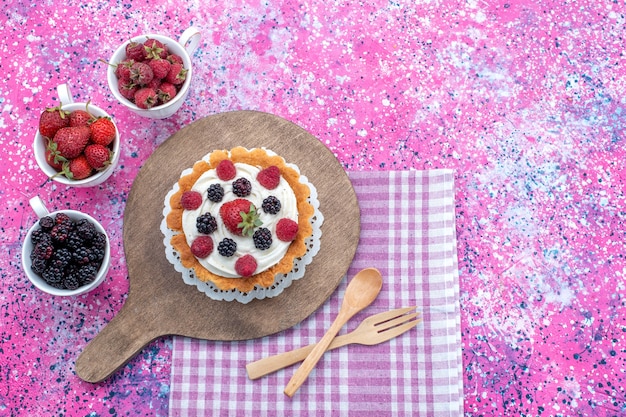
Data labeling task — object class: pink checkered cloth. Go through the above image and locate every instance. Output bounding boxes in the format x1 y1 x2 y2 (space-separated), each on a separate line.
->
169 170 462 416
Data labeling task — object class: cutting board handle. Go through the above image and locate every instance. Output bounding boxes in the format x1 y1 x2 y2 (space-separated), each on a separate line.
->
75 302 162 383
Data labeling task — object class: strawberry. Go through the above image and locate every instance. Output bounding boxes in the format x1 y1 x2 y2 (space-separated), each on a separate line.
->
219 199 262 237
53 126 90 159
44 137 66 171
157 82 177 104
165 62 187 85
134 88 158 109
235 254 257 277
216 159 236 181
66 155 93 180
84 144 111 170
89 117 116 146
257 166 281 189
39 105 70 139
125 40 147 62
69 108 93 127
180 191 202 210
276 218 298 242
144 38 168 59
130 61 154 86
190 236 214 258
148 58 171 80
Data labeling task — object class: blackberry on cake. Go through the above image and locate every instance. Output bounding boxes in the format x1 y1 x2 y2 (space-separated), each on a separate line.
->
207 184 224 202
262 196 281 215
196 212 217 234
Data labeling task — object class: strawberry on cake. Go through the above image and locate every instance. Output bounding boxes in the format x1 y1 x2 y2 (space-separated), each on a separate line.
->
164 147 315 294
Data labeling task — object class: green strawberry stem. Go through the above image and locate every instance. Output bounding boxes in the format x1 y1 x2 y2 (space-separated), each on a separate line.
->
238 204 262 237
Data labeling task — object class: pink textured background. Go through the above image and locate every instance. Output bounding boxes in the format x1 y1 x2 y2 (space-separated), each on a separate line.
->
1 0 625 415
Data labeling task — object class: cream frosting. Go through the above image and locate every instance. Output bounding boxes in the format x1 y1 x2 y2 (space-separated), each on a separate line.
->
181 162 298 278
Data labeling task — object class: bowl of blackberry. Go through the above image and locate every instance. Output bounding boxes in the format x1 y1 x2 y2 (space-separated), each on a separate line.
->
22 197 111 296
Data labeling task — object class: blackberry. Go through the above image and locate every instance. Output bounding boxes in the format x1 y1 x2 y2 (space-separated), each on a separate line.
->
42 265 64 285
31 228 53 246
66 230 85 251
207 184 224 202
39 216 55 231
91 232 107 250
73 247 94 265
62 274 81 290
55 213 73 227
90 246 105 262
50 248 72 269
75 218 96 241
77 263 99 285
253 228 273 250
196 213 217 234
262 196 282 215
31 257 47 275
50 224 71 246
217 238 237 257
232 177 252 197
31 241 54 261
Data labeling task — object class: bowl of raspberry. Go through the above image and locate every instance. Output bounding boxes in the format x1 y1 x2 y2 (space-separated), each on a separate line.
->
21 196 111 297
33 84 121 187
104 27 201 119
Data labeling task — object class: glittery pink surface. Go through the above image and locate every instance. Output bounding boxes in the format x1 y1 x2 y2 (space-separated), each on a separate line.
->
1 1 625 416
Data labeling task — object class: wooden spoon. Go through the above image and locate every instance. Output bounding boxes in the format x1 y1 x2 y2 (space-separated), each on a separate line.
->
283 267 383 397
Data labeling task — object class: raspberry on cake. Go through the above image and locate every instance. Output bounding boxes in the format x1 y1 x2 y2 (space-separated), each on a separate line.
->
166 147 314 293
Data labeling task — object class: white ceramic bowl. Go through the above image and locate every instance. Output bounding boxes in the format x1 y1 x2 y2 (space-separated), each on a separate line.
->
106 27 201 119
33 84 121 187
21 197 111 296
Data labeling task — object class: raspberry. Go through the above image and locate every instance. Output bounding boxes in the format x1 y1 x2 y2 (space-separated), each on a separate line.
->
180 191 202 210
257 166 281 190
196 212 217 234
232 177 252 197
191 236 214 258
217 238 237 257
262 196 281 215
235 254 257 277
276 218 299 242
207 184 224 203
216 159 236 181
253 228 272 250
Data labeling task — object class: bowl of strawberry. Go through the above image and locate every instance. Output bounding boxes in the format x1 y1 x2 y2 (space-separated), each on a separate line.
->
34 84 121 187
105 27 201 119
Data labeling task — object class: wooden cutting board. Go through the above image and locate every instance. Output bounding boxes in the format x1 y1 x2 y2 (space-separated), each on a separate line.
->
76 110 360 383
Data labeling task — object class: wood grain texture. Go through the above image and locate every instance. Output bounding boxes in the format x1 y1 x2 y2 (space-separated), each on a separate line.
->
75 111 360 383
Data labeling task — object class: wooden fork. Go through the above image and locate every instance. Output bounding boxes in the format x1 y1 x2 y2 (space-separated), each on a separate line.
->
246 307 421 380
